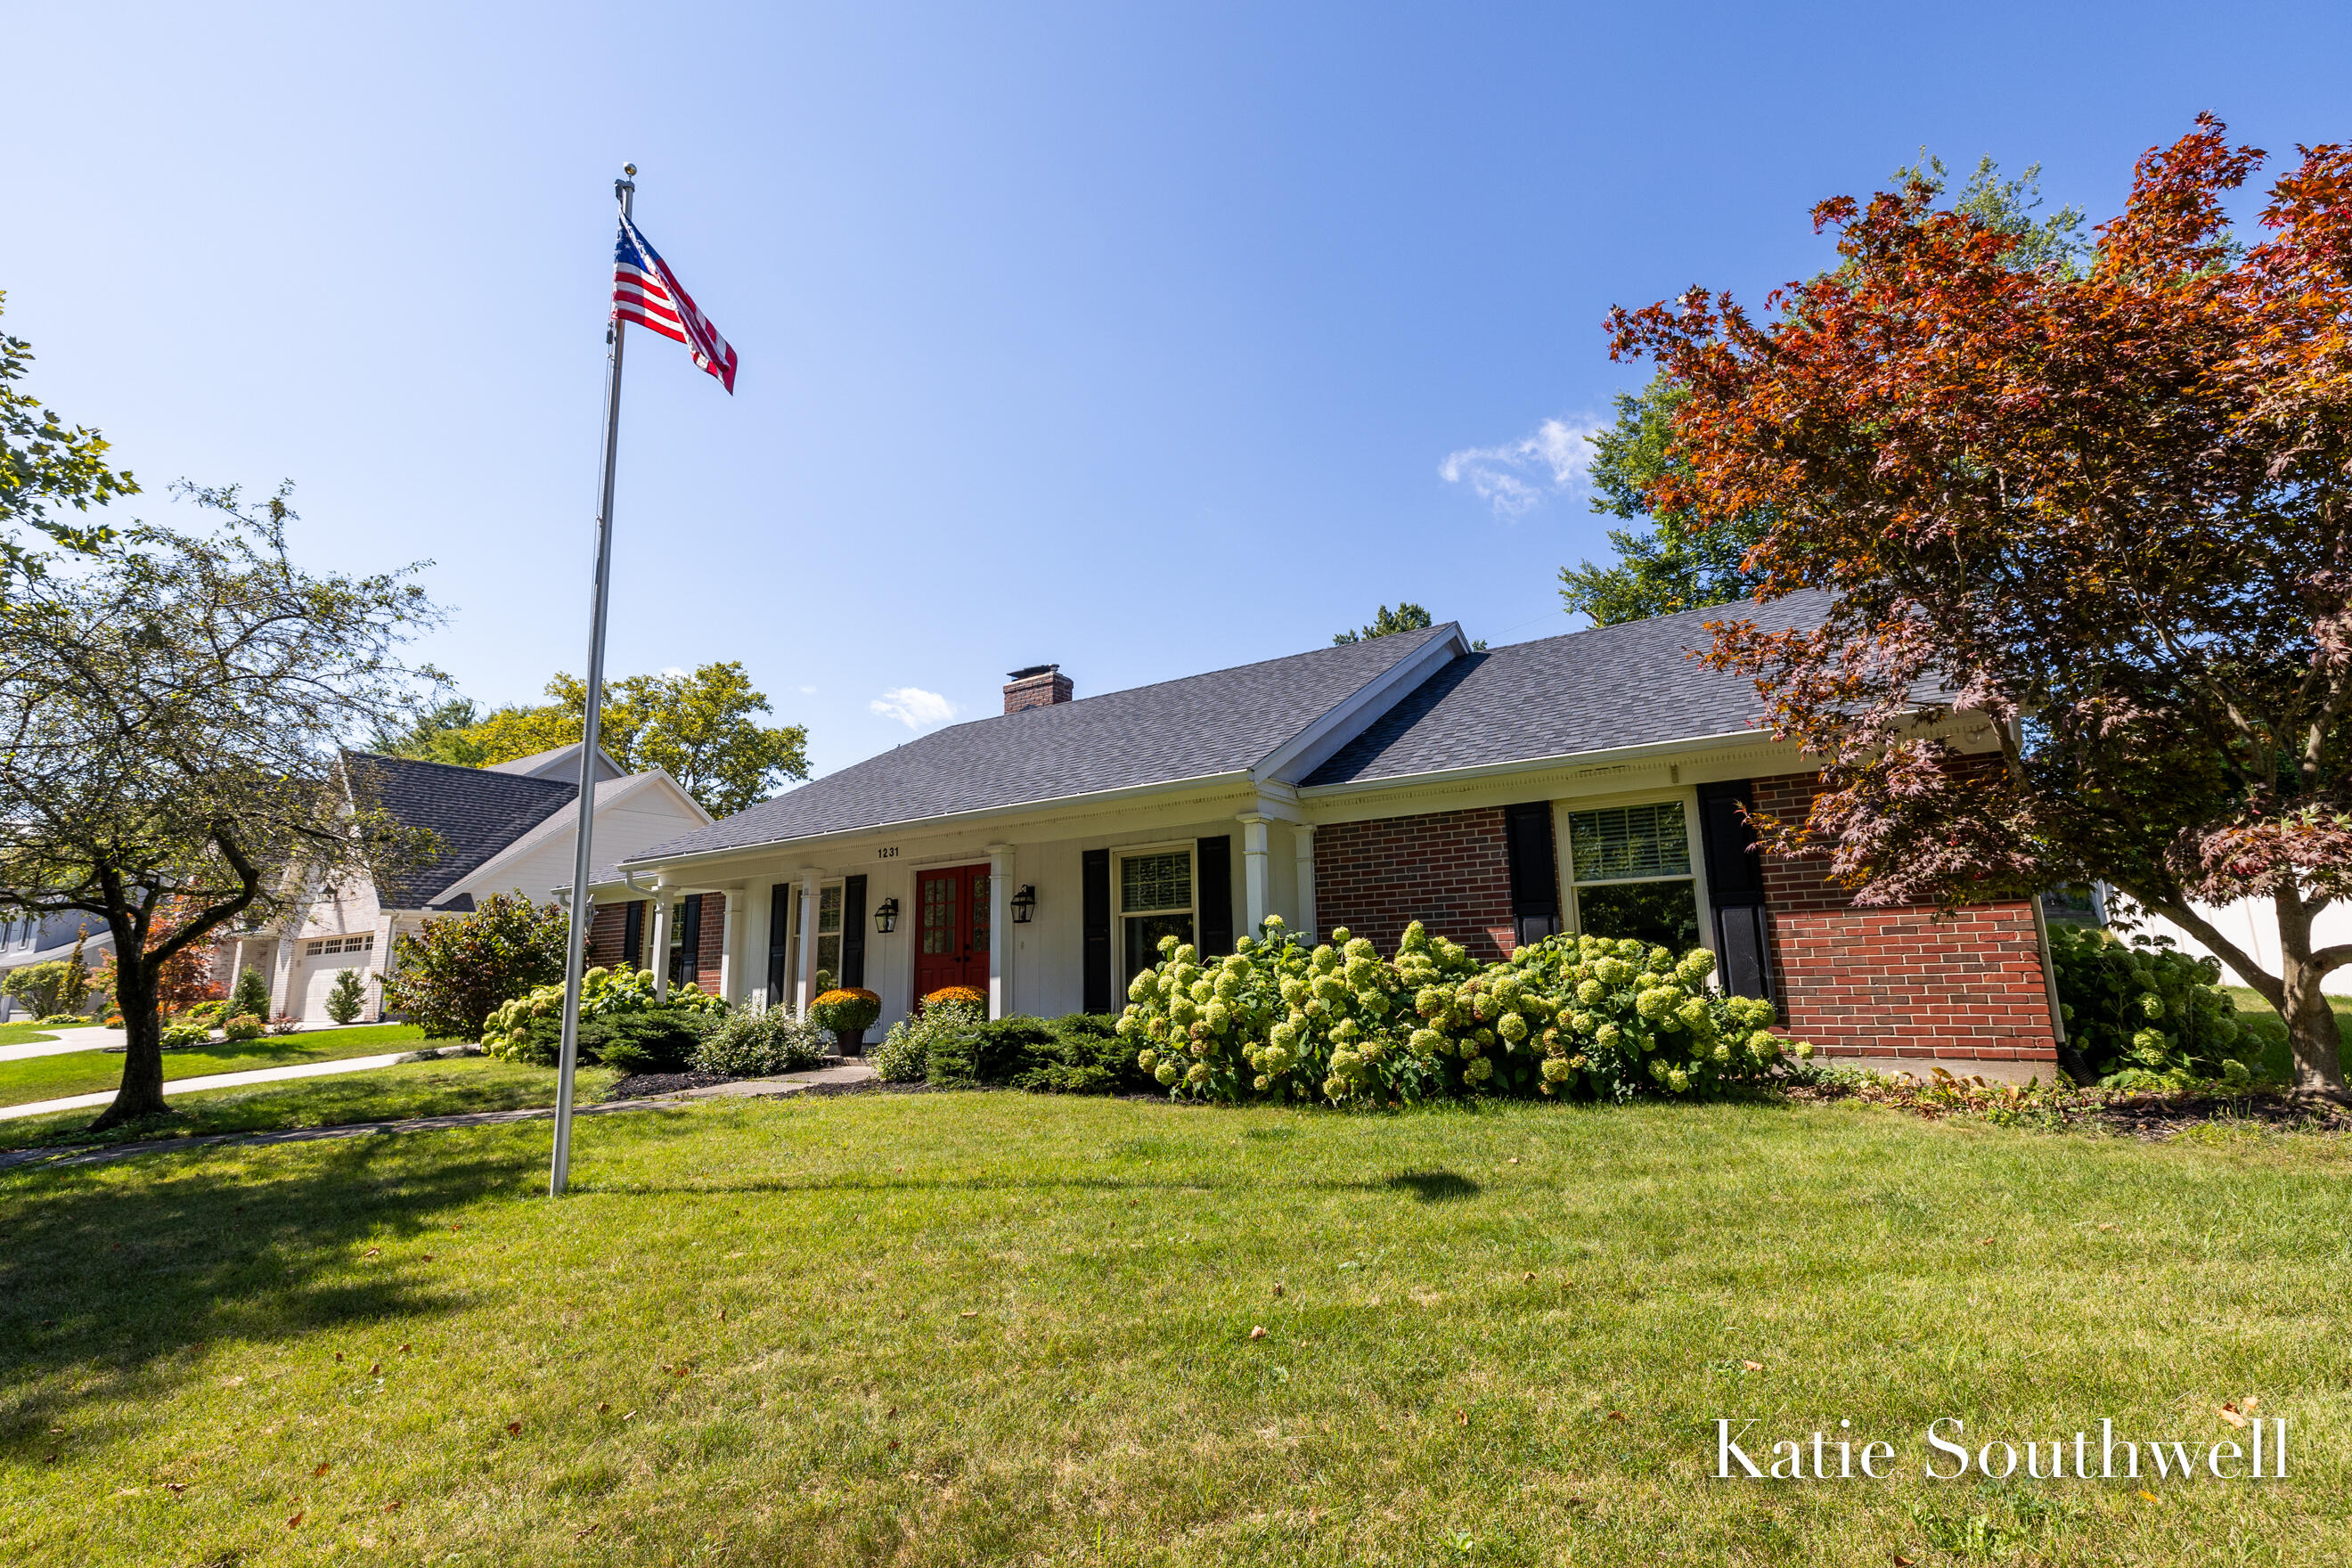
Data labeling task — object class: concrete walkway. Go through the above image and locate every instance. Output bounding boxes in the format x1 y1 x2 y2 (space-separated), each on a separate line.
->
0 1025 127 1064
0 1061 883 1168
0 1052 410 1121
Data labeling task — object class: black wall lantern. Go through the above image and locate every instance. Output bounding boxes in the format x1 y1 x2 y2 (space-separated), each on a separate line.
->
1010 884 1037 924
873 896 899 935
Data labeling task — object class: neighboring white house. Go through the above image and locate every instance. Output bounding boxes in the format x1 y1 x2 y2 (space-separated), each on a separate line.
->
2136 897 2352 996
220 742 712 1023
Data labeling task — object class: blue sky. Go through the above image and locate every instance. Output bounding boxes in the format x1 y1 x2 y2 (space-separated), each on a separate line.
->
7 2 2346 777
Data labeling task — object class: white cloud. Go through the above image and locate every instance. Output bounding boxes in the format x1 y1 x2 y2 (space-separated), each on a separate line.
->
798 684 817 694
870 686 958 731
1439 417 1602 518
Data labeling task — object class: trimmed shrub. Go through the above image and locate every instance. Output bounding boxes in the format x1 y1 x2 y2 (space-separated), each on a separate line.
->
222 1014 265 1041
324 968 369 1025
160 1020 211 1049
231 967 272 1020
179 1000 232 1025
583 1008 718 1075
2046 924 2259 1088
900 1008 1145 1093
693 1009 830 1077
35 1013 86 1028
879 1000 984 1084
1117 918 1805 1107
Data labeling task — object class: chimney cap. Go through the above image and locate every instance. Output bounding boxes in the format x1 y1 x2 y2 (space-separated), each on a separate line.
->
1006 664 1060 681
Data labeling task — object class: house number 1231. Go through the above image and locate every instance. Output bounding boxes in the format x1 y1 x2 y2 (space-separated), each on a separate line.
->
876 846 898 859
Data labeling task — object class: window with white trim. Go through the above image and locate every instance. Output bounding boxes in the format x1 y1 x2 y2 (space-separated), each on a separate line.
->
1566 801 1701 951
1117 848 1194 984
304 933 376 958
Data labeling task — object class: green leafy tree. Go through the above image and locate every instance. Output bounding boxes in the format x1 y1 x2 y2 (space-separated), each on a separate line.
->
324 966 369 1025
383 890 569 1041
370 697 488 766
1333 603 1485 650
438 662 809 817
0 292 133 589
1560 158 2085 627
0 483 445 1128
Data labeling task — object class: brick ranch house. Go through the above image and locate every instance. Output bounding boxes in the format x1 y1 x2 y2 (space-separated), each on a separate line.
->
576 596 2065 1080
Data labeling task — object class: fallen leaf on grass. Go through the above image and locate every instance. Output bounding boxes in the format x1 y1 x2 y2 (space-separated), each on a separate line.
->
2139 1489 2160 1503
1893 1556 1916 1566
1272 1283 1284 1297
597 1401 610 1414
2219 1406 2247 1427
382 1501 402 1513
1743 1360 1764 1372
314 1462 331 1478
505 1421 522 1435
399 1343 410 1352
421 1254 434 1262
368 1362 380 1375
1249 1326 1269 1341
164 1483 187 1495
2244 1395 2261 1412
1456 1409 1469 1426
886 1439 900 1451
1606 1410 1627 1422
575 1524 599 1539
287 1512 304 1529
2097 1223 2116 1232
334 1352 344 1363
959 1311 978 1319
364 1247 380 1257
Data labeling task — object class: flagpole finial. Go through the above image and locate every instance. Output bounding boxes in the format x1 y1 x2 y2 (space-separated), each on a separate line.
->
623 163 637 177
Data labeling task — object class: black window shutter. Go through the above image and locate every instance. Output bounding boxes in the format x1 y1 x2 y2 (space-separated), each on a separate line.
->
1502 802 1561 946
766 883 795 1005
622 900 644 965
1196 836 1233 957
1082 849 1112 1012
678 894 703 984
1695 780 1772 999
841 875 868 989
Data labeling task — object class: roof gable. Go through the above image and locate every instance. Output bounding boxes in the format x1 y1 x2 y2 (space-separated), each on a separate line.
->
1302 592 1833 788
629 625 1459 862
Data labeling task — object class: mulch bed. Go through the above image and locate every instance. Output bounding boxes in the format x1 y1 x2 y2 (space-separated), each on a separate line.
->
603 1070 739 1099
2091 1090 2352 1141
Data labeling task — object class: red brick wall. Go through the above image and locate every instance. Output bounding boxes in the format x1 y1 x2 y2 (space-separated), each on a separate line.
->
1315 806 1516 963
694 892 725 984
585 902 636 969
1752 772 2057 1064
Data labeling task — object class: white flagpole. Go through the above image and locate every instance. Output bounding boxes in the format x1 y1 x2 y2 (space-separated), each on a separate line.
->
551 164 637 1196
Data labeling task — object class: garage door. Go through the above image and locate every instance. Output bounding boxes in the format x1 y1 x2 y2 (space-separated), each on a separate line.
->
293 933 378 1021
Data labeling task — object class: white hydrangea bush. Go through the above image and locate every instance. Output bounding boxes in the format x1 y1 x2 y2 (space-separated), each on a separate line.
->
1115 918 1810 1107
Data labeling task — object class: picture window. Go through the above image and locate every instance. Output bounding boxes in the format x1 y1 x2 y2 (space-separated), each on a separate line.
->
1567 801 1700 951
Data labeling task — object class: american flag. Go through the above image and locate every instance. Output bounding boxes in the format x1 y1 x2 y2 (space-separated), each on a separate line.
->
612 213 738 394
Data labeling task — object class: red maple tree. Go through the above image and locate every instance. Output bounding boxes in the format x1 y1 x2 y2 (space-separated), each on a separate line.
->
1608 116 2352 1098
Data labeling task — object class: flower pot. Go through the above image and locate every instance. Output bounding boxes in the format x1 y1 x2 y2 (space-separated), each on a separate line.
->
833 1025 867 1058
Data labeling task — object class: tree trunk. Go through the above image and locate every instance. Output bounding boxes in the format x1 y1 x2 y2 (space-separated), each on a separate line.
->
88 958 170 1130
2274 897 2350 1104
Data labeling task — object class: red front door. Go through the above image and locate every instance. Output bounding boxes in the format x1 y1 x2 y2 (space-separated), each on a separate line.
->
912 864 992 1001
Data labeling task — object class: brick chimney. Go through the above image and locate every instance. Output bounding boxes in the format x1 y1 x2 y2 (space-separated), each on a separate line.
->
1004 664 1074 714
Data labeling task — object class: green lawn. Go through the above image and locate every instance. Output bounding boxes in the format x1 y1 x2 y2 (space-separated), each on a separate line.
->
0 1023 431 1109
0 1056 611 1154
2 1093 2344 1565
2224 986 2352 1081
0 1023 63 1049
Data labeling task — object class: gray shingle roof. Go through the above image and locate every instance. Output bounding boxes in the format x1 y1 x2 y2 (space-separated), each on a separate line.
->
343 752 578 908
1302 592 1835 788
628 625 1457 862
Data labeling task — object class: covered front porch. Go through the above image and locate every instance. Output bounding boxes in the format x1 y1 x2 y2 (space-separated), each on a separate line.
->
585 781 1322 1033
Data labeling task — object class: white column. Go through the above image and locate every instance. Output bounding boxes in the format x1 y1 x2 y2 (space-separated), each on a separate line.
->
716 890 745 1008
1294 824 1317 946
649 890 674 1000
742 882 773 1012
270 935 298 1019
987 843 1011 1020
795 868 821 1014
1238 813 1271 942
